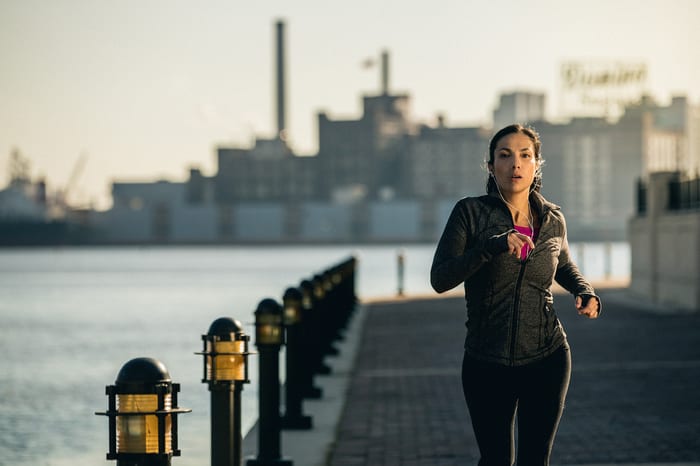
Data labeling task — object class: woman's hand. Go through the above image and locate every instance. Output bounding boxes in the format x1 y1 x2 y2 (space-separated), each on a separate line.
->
576 295 600 319
507 232 535 258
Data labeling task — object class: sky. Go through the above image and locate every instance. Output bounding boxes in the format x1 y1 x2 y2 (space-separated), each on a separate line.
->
1 0 699 210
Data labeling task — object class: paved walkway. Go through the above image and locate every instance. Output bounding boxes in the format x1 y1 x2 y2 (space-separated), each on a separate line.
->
245 288 700 465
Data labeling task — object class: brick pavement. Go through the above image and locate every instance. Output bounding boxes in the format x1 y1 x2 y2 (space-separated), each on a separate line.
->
326 290 700 465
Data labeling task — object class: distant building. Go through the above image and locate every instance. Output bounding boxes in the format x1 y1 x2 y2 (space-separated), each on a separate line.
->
96 89 698 244
318 93 415 201
91 19 700 244
493 91 546 130
630 95 700 177
10 18 700 246
536 114 644 241
629 171 700 311
111 179 186 211
215 139 318 203
100 180 186 243
407 124 488 200
688 102 700 176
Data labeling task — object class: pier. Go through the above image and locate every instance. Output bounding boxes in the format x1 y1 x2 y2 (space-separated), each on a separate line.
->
244 287 700 465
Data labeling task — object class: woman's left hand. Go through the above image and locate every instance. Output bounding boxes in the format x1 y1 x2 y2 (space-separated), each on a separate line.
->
576 295 600 319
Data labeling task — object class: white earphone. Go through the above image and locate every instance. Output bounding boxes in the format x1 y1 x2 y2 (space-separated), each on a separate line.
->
488 167 534 259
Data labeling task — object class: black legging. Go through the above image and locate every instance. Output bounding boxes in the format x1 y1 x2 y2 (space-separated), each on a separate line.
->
462 344 572 466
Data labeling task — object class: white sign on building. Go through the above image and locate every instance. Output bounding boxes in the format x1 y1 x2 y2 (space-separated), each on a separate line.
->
559 61 647 120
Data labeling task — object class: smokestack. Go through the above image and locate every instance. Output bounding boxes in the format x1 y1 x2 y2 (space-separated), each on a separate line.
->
381 49 389 95
276 20 286 141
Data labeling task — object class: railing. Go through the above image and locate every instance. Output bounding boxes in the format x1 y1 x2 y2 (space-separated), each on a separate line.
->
636 178 647 214
636 175 700 214
96 256 358 466
669 177 700 211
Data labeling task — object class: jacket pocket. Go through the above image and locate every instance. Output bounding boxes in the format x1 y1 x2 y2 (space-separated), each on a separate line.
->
541 297 558 347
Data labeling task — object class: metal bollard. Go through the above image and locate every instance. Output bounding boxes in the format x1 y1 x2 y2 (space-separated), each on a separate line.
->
197 318 252 466
337 257 357 329
280 287 313 430
397 250 405 296
95 357 191 466
298 280 323 399
311 274 333 374
246 299 293 466
321 271 341 354
604 242 613 280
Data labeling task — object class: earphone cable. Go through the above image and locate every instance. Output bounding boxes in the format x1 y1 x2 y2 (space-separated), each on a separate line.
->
491 172 535 259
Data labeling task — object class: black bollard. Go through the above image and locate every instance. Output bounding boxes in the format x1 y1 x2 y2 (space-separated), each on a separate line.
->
604 242 613 280
95 357 191 466
246 299 293 466
322 269 344 346
334 257 357 331
197 318 252 466
298 280 323 399
343 257 359 325
397 250 405 296
280 287 313 430
312 274 335 373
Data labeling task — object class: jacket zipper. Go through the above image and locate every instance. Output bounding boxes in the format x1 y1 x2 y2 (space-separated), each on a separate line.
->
500 196 548 365
509 259 527 366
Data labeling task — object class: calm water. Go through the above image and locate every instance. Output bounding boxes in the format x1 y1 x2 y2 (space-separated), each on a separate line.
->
0 243 628 466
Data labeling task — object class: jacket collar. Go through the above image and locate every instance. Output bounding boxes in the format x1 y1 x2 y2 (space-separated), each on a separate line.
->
530 190 560 218
486 190 560 219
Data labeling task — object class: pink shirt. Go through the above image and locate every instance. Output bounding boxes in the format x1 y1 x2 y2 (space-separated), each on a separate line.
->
514 225 539 260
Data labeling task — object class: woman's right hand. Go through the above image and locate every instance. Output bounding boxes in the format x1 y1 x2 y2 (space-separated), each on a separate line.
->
507 232 535 258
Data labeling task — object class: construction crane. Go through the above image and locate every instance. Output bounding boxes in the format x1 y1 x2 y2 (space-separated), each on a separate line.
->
58 152 88 209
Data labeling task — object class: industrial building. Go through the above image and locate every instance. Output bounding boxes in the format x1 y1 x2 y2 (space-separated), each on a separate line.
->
84 20 699 245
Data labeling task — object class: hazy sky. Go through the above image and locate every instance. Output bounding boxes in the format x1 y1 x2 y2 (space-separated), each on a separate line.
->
1 0 699 209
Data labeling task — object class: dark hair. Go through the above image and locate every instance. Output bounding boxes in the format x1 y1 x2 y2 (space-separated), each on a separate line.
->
486 124 543 193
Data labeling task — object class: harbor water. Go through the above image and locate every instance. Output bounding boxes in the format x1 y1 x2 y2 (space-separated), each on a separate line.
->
0 243 629 466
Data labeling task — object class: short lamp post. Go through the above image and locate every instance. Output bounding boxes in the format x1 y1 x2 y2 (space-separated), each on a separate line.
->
246 298 293 466
314 273 338 365
196 317 252 466
299 280 322 399
397 250 405 296
96 357 191 466
280 287 312 430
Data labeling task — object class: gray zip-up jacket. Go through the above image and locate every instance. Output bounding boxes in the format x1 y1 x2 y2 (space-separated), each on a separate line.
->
431 191 599 366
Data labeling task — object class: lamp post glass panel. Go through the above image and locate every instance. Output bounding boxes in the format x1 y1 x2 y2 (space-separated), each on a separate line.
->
210 337 247 381
300 280 313 311
322 272 333 293
283 288 302 326
332 270 342 286
313 276 325 301
200 317 251 384
256 299 285 346
118 393 171 453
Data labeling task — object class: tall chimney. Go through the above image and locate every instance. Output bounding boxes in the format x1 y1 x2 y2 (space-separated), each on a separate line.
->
276 20 286 141
381 49 389 95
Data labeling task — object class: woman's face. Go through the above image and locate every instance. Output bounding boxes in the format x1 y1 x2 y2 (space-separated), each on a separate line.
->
489 132 539 197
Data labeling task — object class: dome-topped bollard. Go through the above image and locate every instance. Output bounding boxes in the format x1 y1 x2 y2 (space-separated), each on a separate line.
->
246 298 293 466
298 279 323 399
197 317 252 466
95 357 191 466
280 287 312 430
